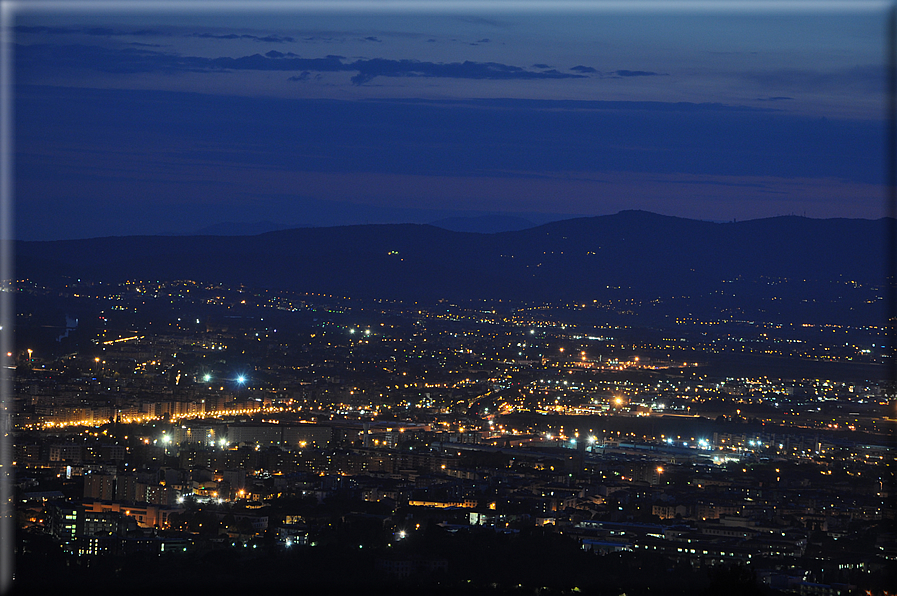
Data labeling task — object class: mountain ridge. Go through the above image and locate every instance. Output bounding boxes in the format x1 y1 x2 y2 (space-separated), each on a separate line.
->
16 211 889 325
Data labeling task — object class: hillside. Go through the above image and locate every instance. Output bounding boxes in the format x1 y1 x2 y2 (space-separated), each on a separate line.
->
16 210 889 325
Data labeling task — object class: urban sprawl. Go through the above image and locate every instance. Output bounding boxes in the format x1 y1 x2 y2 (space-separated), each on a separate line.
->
12 279 895 595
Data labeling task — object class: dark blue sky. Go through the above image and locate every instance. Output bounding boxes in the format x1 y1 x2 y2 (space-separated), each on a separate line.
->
10 4 892 240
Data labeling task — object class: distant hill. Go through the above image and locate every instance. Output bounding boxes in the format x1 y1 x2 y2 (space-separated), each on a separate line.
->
16 210 890 325
193 221 301 236
429 214 537 233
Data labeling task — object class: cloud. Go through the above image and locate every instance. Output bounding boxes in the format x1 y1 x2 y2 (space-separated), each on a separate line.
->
17 42 586 85
756 96 793 102
288 72 312 81
348 58 587 85
266 50 299 58
363 36 382 43
190 32 295 43
611 70 665 77
16 43 346 76
568 66 665 78
206 53 348 73
532 64 552 69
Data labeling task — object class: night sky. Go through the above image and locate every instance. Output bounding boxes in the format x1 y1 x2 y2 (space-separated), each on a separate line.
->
10 2 892 240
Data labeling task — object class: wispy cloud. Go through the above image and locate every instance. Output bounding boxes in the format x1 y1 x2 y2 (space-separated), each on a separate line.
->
190 32 295 43
611 70 665 77
288 72 316 82
569 66 665 78
265 50 299 58
348 58 586 85
17 42 587 85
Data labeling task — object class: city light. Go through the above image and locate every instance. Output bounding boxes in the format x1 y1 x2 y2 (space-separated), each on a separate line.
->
12 267 888 592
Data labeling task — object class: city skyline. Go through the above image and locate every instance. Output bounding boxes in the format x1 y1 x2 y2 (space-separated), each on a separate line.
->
9 1 893 240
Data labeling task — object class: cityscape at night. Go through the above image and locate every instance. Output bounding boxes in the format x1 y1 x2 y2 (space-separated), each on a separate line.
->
4 2 896 596
9 228 896 594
